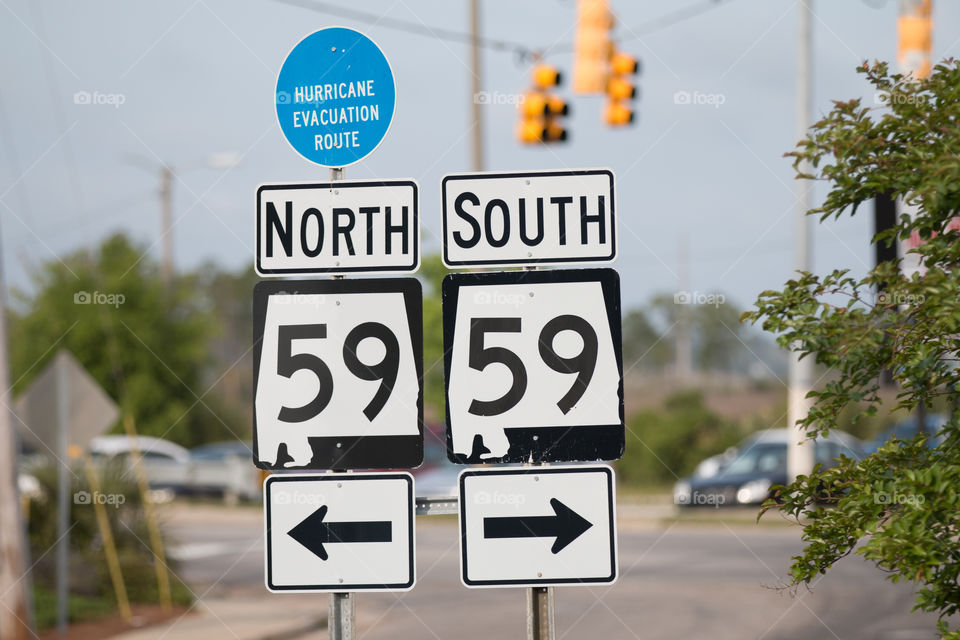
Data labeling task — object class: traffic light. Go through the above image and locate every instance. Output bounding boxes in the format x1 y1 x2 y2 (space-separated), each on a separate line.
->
574 0 612 94
517 63 569 144
604 49 639 127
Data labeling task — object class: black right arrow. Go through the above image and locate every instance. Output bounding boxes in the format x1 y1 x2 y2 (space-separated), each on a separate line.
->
287 505 392 561
482 498 592 554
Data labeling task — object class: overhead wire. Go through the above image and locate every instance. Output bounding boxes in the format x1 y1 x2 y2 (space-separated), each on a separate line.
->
273 0 739 60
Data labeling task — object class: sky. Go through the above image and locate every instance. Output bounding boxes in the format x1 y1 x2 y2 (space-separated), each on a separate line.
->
1 0 958 312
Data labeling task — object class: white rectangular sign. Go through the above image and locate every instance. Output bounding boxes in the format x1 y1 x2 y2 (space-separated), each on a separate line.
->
441 169 616 268
253 278 423 470
265 473 415 592
443 269 624 464
459 466 617 587
257 179 419 275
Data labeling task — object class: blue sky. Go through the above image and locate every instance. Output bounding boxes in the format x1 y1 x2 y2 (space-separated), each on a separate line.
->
2 0 958 311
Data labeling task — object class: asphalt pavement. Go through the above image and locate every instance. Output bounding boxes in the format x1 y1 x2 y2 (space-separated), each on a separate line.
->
109 502 942 640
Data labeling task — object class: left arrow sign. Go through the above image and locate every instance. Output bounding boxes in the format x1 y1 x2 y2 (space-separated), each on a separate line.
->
288 505 393 561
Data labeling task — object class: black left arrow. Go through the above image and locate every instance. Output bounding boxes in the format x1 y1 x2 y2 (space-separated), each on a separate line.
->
483 498 592 554
287 505 392 561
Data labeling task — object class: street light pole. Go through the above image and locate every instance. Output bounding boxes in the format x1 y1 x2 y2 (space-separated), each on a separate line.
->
787 0 816 483
160 165 173 291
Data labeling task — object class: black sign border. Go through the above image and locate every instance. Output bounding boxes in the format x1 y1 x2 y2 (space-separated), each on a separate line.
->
253 277 424 470
442 268 624 464
441 169 616 268
265 473 415 592
256 180 420 275
458 466 617 587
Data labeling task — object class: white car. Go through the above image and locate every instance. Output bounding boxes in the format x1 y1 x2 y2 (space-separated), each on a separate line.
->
89 435 191 492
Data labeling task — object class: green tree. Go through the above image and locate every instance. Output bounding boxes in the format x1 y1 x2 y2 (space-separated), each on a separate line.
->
617 390 740 487
10 233 239 447
743 61 960 638
419 254 449 420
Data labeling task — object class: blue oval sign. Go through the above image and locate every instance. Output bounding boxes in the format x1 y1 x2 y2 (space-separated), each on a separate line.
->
276 28 396 167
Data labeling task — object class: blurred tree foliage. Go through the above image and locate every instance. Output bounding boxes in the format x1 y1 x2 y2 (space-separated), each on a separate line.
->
419 254 449 420
10 233 243 447
621 294 779 376
616 390 742 487
744 61 960 638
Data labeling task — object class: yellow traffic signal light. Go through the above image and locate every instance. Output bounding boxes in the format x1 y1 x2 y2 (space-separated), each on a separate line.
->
604 46 639 127
607 77 635 100
518 65 569 144
604 101 633 126
516 117 567 143
574 0 612 95
610 52 639 75
532 64 562 89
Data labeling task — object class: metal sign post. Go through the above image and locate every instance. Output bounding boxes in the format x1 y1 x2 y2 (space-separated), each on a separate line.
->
329 591 355 640
329 164 353 640
527 586 555 640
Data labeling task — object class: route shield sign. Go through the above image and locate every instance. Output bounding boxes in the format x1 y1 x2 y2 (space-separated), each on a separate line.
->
443 268 624 464
276 27 396 167
256 179 419 275
265 473 415 592
459 466 617 587
253 278 423 470
441 169 616 268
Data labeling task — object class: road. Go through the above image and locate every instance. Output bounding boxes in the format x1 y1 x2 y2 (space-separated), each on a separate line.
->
163 504 940 640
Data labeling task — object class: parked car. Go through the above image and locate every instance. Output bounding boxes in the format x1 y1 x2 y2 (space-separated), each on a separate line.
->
673 429 866 507
89 435 191 493
189 441 261 502
866 414 946 454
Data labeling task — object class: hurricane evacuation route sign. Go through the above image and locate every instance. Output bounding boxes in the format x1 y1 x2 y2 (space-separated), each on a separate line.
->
459 466 617 587
276 27 396 167
265 473 415 592
442 268 624 464
253 278 423 470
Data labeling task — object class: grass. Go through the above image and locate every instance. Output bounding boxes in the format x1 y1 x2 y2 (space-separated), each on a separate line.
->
33 585 117 630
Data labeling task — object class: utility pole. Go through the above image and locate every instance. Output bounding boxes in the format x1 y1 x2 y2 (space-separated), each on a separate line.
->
675 236 693 384
160 165 174 291
0 255 31 639
786 0 816 483
469 0 485 171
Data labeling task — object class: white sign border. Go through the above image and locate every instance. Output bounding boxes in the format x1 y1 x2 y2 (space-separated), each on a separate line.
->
264 472 416 593
457 465 618 588
440 168 617 269
255 179 420 276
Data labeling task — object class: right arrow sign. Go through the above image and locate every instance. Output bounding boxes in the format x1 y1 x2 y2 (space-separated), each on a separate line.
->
459 466 617 588
483 498 592 554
